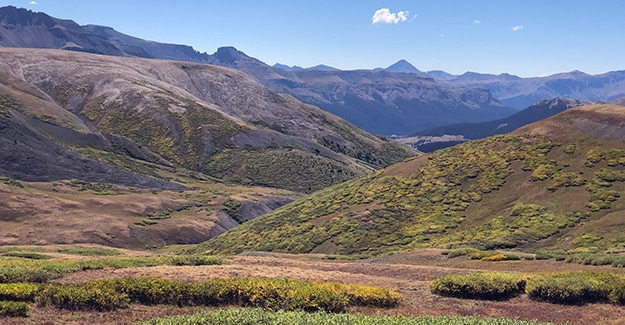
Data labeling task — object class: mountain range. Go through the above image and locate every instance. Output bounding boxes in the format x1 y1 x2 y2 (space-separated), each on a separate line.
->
0 5 514 136
429 70 625 110
3 6 625 138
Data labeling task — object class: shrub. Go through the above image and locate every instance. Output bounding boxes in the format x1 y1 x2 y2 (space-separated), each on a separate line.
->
467 250 498 260
319 282 401 308
480 253 520 261
56 248 122 256
0 252 50 260
430 272 526 300
106 278 187 306
608 282 625 305
36 282 130 311
445 248 479 258
0 283 40 301
167 255 229 266
52 277 400 312
0 301 29 318
526 274 610 305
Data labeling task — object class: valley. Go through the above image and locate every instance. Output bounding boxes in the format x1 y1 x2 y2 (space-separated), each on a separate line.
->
1 4 625 325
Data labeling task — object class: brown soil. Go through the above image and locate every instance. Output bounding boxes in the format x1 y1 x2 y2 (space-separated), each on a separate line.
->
3 250 625 324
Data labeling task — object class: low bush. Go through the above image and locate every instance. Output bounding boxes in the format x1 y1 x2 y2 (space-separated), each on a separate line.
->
433 271 625 306
526 274 609 305
0 252 50 260
318 282 401 308
0 283 40 301
481 253 521 261
430 272 526 300
467 250 498 260
36 282 130 311
0 255 229 283
444 248 479 258
0 301 29 318
56 248 122 256
167 255 228 266
33 277 400 312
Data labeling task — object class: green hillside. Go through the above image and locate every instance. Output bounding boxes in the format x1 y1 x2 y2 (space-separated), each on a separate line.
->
198 104 625 256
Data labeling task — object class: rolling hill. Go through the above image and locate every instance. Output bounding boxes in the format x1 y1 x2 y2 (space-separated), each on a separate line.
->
199 104 625 256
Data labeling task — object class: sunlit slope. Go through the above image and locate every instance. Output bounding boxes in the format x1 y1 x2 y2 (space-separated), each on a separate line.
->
199 104 625 255
0 48 414 193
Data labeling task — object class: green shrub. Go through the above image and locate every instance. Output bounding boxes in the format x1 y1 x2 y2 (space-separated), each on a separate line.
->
0 266 58 283
608 282 625 305
534 252 551 260
56 248 122 256
430 272 526 300
526 274 610 305
167 255 229 266
445 248 479 258
0 252 50 260
0 283 40 301
36 282 130 311
480 253 520 261
467 250 498 260
56 277 400 312
0 301 29 318
106 278 186 306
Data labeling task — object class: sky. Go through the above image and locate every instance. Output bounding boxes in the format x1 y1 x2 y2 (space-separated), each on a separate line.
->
2 0 625 77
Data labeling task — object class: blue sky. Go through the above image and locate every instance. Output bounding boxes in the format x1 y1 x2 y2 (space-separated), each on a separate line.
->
3 0 624 77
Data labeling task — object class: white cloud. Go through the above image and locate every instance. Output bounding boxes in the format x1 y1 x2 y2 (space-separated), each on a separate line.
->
512 25 524 32
474 20 481 24
29 1 37 4
372 8 409 25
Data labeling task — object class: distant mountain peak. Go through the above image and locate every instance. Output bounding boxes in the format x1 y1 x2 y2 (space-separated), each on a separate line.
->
273 63 303 71
213 46 250 64
385 59 421 73
306 64 338 71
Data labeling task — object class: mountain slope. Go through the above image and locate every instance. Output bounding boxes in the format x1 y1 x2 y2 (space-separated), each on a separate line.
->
406 98 590 152
199 104 625 256
0 93 296 249
0 48 414 193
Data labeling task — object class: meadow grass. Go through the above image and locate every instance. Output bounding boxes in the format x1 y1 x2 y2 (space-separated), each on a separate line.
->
143 308 555 325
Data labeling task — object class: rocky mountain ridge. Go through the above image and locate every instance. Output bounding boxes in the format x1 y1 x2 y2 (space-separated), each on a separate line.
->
0 6 514 136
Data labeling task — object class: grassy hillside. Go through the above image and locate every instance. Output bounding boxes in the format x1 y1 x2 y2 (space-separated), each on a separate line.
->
199 104 625 256
0 48 414 193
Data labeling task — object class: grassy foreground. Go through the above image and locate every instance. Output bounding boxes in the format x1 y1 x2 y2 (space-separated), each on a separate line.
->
144 308 555 325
